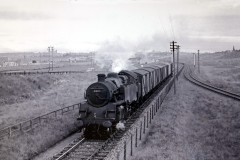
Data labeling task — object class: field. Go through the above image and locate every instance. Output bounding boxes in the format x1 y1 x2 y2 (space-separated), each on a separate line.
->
0 71 98 129
197 51 240 93
130 52 240 160
0 62 94 73
0 63 99 160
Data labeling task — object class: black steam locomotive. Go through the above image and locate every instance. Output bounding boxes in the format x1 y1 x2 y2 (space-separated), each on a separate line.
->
78 62 173 138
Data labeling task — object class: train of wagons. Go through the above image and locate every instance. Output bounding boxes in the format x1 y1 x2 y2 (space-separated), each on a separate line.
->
77 62 173 138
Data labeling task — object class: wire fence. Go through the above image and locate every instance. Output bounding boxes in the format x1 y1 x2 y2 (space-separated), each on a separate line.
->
0 71 84 75
0 103 81 140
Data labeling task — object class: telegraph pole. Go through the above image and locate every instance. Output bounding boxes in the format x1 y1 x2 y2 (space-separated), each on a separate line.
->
170 41 177 94
51 47 54 71
176 45 180 80
193 53 196 67
48 47 51 71
198 50 200 73
91 52 94 69
48 46 54 71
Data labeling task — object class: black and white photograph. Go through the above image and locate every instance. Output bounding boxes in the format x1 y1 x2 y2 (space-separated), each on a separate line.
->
0 0 239 160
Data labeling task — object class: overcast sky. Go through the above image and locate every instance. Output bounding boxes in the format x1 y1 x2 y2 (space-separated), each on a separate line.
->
0 0 240 53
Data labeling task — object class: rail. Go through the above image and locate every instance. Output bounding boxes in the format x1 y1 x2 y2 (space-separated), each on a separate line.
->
184 65 240 101
52 137 85 160
0 103 82 140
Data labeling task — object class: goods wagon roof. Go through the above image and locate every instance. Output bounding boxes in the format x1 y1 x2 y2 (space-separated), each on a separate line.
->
133 69 149 76
153 64 165 68
143 65 160 70
118 70 138 80
158 62 171 66
141 67 155 72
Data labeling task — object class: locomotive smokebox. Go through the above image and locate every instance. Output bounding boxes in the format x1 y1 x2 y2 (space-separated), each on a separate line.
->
97 74 106 82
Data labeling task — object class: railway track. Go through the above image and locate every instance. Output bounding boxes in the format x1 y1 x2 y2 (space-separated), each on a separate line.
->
52 137 108 160
184 65 240 101
52 64 185 160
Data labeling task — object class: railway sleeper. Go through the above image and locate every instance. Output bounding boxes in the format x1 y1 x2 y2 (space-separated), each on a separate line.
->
96 152 109 156
71 153 94 157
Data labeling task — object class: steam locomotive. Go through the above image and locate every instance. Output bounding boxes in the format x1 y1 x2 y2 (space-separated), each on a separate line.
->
78 62 173 138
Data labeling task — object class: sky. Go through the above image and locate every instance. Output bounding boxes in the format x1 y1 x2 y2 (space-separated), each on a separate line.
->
0 0 240 53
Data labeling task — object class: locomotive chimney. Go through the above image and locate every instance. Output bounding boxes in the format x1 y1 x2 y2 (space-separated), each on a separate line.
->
97 74 106 82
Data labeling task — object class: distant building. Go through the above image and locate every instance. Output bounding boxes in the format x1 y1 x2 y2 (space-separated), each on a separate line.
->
3 61 18 67
32 60 37 63
128 57 141 64
233 46 235 51
0 57 8 66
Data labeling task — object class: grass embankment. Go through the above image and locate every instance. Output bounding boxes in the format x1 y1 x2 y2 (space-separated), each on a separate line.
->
0 72 97 128
130 68 240 160
198 52 240 93
0 69 98 159
0 74 59 105
129 52 240 160
0 112 80 160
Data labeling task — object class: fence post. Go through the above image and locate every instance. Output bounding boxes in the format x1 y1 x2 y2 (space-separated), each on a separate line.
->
152 106 154 119
140 121 142 140
153 105 155 116
147 111 149 128
30 120 33 130
135 127 138 147
152 105 154 116
124 141 127 160
20 123 22 131
156 102 158 113
9 127 12 137
155 104 157 115
143 116 146 134
150 108 152 124
39 116 42 124
154 104 156 115
131 133 133 156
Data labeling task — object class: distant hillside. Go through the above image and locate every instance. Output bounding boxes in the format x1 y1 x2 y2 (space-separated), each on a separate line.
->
209 50 240 59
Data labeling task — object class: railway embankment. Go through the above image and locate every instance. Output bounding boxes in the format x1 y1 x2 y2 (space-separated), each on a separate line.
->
196 52 240 94
130 53 240 160
0 72 96 129
0 72 96 160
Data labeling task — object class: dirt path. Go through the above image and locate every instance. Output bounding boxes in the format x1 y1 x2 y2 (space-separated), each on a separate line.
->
130 68 240 160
